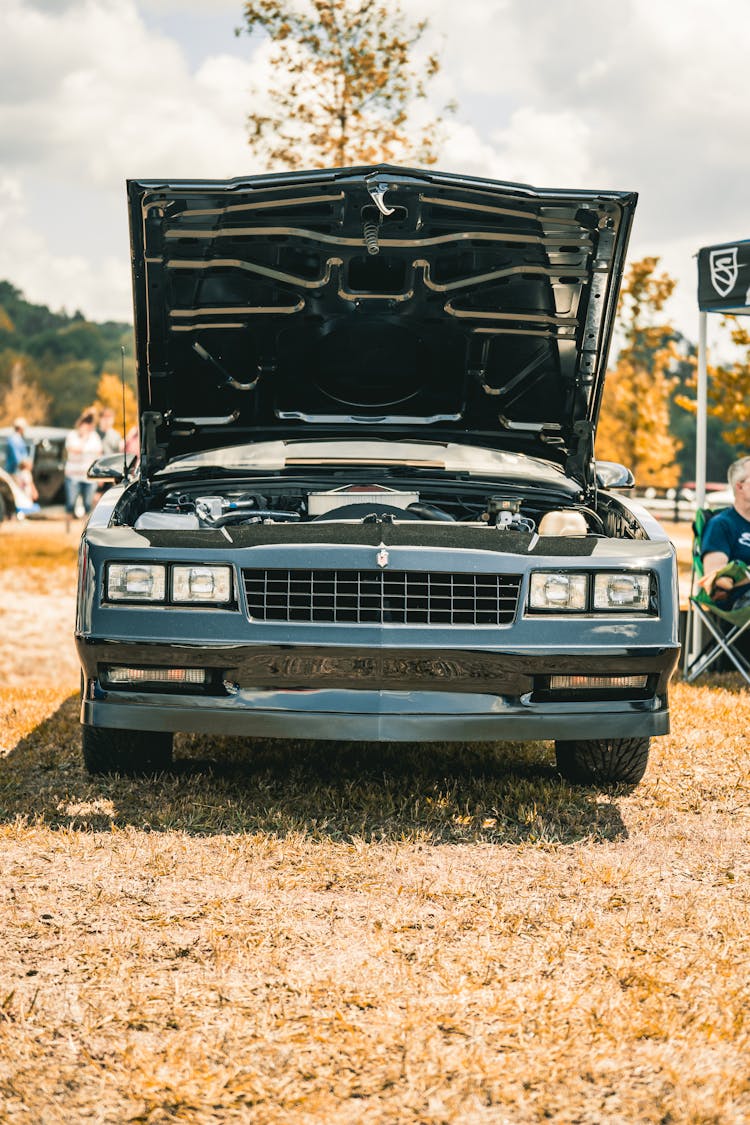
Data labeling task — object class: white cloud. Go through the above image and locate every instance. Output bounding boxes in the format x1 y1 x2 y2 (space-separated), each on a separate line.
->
0 0 256 183
0 174 131 319
2 0 750 341
0 0 269 318
488 107 597 188
401 0 750 346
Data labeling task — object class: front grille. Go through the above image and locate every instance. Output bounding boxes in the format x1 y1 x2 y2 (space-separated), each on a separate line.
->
242 569 522 625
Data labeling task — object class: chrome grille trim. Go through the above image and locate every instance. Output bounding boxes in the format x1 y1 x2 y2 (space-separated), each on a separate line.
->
242 569 522 625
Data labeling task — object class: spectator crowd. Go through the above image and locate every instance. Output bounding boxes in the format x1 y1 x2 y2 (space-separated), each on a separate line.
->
4 408 132 523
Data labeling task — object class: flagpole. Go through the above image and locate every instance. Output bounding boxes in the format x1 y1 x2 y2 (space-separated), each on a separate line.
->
689 306 708 668
695 310 707 511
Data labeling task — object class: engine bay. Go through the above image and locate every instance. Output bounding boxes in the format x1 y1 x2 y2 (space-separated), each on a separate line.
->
129 478 608 537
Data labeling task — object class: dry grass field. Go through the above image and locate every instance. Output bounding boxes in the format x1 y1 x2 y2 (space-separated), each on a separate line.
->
1 519 749 1124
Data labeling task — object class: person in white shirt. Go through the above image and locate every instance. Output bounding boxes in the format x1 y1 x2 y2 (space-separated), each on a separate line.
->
64 410 103 518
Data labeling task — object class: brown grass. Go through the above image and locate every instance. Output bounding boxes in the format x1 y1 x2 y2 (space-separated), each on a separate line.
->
1 520 749 1124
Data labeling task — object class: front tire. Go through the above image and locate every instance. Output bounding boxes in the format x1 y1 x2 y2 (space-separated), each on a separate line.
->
82 726 173 776
555 737 650 786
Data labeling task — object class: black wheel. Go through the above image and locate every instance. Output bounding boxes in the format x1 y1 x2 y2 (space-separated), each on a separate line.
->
555 737 650 786
0 489 9 522
82 726 173 776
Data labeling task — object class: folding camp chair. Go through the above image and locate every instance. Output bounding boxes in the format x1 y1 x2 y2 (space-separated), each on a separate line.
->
683 507 750 683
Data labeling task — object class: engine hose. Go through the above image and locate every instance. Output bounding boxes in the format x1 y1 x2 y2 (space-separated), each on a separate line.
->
579 506 605 532
406 502 455 522
204 509 301 527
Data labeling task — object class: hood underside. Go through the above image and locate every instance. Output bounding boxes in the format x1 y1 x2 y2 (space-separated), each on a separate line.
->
127 165 636 480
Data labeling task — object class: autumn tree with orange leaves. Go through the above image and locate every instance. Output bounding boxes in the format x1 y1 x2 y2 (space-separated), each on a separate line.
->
95 371 137 437
238 0 450 169
596 257 682 489
676 317 750 450
0 356 50 427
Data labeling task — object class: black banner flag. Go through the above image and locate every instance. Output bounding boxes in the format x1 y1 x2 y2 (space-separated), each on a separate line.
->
697 239 750 312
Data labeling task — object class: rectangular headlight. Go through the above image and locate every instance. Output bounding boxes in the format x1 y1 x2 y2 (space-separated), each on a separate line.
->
529 572 587 611
172 565 232 604
593 572 650 611
107 563 166 601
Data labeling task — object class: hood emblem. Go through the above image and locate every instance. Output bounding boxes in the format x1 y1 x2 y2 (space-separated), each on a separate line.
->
710 246 739 297
376 547 389 569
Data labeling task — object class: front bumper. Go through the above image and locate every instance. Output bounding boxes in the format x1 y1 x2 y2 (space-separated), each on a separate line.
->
78 638 679 742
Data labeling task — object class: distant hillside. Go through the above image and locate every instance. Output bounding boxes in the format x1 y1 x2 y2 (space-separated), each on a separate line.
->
0 280 135 427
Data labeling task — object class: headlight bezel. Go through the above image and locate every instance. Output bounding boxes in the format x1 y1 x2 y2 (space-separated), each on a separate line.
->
528 572 588 612
593 572 651 612
106 563 167 603
527 570 654 614
105 562 235 607
171 564 233 605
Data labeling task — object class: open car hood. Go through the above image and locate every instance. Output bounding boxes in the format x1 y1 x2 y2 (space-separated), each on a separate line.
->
128 165 636 485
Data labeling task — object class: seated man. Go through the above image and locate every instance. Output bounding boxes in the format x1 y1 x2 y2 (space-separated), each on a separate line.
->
700 455 750 606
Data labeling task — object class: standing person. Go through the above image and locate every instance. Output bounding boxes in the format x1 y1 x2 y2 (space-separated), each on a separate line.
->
700 454 750 606
64 410 103 523
5 417 30 477
97 407 124 456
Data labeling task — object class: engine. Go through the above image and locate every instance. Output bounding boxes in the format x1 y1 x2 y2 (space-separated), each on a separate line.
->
131 480 597 536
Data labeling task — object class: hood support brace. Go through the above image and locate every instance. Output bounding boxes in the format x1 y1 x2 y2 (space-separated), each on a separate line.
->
565 419 596 496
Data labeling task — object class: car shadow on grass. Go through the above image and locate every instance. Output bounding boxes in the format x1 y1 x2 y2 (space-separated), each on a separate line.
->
0 692 628 844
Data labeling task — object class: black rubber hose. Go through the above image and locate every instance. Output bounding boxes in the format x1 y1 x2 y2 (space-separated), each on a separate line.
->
406 502 455 522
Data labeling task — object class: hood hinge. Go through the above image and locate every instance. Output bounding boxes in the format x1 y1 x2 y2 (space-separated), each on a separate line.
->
566 420 596 498
140 411 166 483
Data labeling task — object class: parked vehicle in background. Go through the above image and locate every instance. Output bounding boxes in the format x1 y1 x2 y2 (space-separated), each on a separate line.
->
0 425 68 505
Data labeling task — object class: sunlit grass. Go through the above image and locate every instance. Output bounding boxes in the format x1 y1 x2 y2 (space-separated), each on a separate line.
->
1 522 748 1123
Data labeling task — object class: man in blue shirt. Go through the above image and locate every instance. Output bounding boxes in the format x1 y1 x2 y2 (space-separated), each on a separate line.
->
5 417 30 477
701 455 750 606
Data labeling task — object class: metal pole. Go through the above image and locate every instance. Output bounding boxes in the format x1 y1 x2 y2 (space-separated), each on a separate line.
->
689 309 708 666
696 310 708 510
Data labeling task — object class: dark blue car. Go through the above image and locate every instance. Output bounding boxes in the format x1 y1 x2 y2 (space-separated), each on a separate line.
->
76 165 679 784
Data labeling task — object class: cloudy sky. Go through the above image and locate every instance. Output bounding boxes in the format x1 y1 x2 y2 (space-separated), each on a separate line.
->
1 0 748 355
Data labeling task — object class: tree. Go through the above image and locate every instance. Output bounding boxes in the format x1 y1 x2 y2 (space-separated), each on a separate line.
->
0 305 14 336
676 317 750 451
595 257 682 489
42 359 99 426
238 0 449 169
95 371 137 436
0 356 50 426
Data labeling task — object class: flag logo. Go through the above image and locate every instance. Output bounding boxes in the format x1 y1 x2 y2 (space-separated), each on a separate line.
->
709 247 739 297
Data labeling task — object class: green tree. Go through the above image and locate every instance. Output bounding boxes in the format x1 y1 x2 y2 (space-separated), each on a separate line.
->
596 257 682 489
238 0 450 168
43 359 99 426
0 281 133 427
